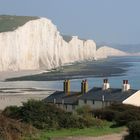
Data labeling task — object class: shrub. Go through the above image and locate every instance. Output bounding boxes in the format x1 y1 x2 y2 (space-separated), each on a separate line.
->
58 114 105 129
3 100 65 129
58 113 81 128
81 116 105 128
109 103 139 112
92 104 140 126
105 103 140 114
2 100 107 130
76 105 92 116
93 109 117 121
0 114 36 140
2 106 21 119
126 121 140 140
115 110 140 126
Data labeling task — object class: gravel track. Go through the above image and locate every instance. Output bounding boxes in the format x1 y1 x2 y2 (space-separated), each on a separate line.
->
53 132 127 140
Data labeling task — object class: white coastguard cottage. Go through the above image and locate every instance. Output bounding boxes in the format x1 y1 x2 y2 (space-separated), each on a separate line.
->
44 79 140 112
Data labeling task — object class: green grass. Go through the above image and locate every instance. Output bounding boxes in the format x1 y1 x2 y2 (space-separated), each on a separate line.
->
0 15 38 32
24 123 125 140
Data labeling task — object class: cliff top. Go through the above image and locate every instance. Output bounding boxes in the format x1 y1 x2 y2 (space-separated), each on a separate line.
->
0 15 39 33
62 35 87 43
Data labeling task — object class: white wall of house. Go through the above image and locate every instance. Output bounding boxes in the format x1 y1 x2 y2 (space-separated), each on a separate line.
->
56 104 64 110
78 99 111 109
78 99 86 107
56 104 78 112
65 105 72 112
123 90 140 106
54 98 114 112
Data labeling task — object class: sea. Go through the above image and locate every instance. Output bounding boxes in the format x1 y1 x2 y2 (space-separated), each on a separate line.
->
0 56 140 93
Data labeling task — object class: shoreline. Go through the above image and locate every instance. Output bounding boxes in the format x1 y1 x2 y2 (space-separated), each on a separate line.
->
0 57 134 82
0 94 47 110
5 61 131 82
0 70 46 81
0 90 53 110
0 57 136 110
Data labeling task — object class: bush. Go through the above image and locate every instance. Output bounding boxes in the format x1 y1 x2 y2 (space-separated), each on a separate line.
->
3 100 65 129
58 113 81 128
115 110 140 126
126 121 140 140
93 109 117 121
80 116 105 128
57 113 104 129
3 100 99 129
2 106 21 119
2 100 108 130
109 103 139 112
0 114 36 140
76 105 92 116
92 104 140 126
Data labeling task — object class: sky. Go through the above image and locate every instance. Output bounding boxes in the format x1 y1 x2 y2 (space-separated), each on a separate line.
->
0 0 140 44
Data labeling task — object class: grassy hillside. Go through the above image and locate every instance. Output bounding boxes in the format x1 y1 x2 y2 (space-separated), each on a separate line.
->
62 34 87 42
62 35 73 42
0 15 39 33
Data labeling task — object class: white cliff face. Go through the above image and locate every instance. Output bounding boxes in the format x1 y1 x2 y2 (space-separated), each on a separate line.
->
96 46 128 59
0 17 130 72
0 18 96 71
68 36 96 62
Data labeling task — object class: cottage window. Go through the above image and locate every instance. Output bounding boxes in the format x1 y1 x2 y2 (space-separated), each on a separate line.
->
84 100 87 104
72 105 75 110
92 100 95 104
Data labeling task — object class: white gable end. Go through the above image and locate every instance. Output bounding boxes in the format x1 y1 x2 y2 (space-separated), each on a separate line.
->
123 90 140 106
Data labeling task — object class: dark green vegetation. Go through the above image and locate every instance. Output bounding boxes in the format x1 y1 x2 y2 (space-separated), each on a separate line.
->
0 100 124 140
93 104 140 140
1 101 140 140
62 35 86 43
31 124 124 140
2 101 105 130
0 114 36 140
0 15 38 33
62 35 73 42
93 104 140 126
126 121 140 140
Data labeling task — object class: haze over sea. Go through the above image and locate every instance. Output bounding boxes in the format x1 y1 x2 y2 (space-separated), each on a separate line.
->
0 56 140 93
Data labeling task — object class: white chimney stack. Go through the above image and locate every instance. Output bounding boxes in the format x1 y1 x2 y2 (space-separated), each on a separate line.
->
102 79 110 90
122 80 130 92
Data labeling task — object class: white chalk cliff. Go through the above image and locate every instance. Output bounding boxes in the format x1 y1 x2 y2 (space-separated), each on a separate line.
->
0 18 96 71
96 46 128 59
0 17 129 71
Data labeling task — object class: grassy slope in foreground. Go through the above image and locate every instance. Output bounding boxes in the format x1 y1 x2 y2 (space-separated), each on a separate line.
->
0 15 39 33
25 123 125 140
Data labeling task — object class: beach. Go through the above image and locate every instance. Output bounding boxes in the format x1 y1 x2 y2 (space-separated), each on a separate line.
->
0 56 140 110
0 70 53 110
0 92 51 110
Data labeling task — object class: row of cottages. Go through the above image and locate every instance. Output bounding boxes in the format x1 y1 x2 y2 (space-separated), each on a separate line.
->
44 79 140 112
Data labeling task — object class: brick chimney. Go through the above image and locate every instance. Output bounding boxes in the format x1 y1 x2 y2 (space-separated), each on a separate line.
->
64 80 70 95
81 80 88 94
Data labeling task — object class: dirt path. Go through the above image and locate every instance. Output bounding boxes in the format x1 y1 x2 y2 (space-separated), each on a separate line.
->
53 132 127 140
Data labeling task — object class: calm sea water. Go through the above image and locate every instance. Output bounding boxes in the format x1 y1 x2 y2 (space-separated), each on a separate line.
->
71 56 140 90
0 56 140 92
